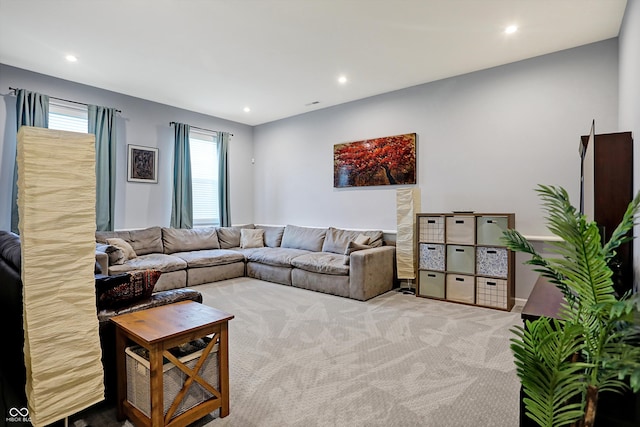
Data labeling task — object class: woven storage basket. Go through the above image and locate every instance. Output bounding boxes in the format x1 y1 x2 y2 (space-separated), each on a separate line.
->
125 339 219 419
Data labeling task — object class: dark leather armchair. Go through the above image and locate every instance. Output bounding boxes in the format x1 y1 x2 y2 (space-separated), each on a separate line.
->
0 231 203 413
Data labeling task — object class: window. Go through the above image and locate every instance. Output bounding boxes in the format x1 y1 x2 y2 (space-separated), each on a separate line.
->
189 130 219 226
48 100 88 133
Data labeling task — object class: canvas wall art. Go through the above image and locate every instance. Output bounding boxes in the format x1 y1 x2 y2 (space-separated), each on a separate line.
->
128 145 158 183
334 133 416 188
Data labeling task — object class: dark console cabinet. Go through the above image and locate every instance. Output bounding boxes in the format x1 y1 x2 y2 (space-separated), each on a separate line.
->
518 131 636 426
581 131 634 296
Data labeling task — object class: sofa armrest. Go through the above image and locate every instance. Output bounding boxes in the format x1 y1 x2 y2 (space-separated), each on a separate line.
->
95 249 109 275
349 246 396 300
97 288 203 324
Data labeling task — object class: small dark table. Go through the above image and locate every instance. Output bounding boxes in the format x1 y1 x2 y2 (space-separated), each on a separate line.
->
521 275 564 322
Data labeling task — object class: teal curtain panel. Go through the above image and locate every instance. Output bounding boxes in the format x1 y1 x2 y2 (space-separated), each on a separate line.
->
89 105 117 231
171 122 193 229
217 131 231 227
12 89 49 233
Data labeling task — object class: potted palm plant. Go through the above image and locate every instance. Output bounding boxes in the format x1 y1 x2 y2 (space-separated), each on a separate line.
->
503 185 640 427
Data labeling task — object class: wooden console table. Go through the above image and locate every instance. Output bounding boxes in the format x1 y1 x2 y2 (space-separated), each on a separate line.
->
520 275 564 322
111 301 234 427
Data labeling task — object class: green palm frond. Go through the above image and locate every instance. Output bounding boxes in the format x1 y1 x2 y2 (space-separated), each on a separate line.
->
506 185 640 427
511 318 590 427
501 228 575 306
532 186 616 312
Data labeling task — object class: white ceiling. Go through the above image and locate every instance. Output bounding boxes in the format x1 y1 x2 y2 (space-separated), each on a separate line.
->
0 0 628 126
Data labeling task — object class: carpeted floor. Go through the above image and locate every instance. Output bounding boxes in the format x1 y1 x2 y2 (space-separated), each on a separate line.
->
72 277 523 427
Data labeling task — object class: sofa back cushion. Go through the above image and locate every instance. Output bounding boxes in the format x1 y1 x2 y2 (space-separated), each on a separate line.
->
321 227 384 254
240 229 265 249
217 224 255 249
281 225 327 252
162 227 220 254
96 226 163 256
128 227 164 255
255 225 285 247
358 230 384 248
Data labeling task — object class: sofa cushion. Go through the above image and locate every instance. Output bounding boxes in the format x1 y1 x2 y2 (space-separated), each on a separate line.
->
245 247 311 268
128 227 164 255
361 230 384 248
322 227 377 254
354 234 371 245
106 245 126 265
173 249 245 268
291 252 350 276
343 241 373 265
217 224 255 249
229 247 264 258
162 227 220 254
281 225 327 252
97 243 125 265
255 225 285 247
108 253 187 275
96 226 163 256
240 229 265 248
96 230 125 244
106 237 137 260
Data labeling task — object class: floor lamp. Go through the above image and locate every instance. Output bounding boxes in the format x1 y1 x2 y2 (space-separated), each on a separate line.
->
396 187 421 294
18 126 104 426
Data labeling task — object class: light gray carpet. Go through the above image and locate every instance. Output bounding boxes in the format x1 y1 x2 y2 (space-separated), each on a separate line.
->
73 277 522 427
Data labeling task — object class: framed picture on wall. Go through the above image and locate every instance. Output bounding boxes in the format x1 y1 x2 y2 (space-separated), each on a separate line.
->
127 144 158 183
334 133 416 188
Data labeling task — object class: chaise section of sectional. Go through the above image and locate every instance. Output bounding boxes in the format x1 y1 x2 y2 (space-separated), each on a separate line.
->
245 247 312 285
287 226 395 300
244 224 325 286
96 226 188 291
291 252 351 297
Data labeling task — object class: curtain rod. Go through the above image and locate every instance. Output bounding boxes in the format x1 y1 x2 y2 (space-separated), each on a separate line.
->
169 121 233 136
9 87 122 113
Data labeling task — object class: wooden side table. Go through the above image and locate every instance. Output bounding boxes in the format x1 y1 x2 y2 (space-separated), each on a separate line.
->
111 301 234 427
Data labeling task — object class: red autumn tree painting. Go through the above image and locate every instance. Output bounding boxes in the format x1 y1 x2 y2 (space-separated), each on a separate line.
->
334 133 416 188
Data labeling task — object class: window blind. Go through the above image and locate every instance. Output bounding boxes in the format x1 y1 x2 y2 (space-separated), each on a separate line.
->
190 130 219 226
48 100 88 133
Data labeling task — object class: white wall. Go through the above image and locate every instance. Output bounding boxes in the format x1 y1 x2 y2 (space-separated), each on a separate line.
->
0 37 625 300
618 0 640 291
0 65 255 230
253 39 619 298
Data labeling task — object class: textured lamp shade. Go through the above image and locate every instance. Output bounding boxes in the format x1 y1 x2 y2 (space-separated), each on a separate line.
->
17 127 104 426
396 188 421 279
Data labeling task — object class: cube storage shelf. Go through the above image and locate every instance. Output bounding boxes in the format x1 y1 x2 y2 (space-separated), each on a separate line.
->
416 212 515 311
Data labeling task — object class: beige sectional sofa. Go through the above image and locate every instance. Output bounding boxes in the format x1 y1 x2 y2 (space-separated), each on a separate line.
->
96 224 396 301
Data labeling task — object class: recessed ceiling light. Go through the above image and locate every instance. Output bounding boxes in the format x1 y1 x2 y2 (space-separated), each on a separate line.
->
505 25 518 34
243 107 251 113
65 54 78 62
338 75 348 84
